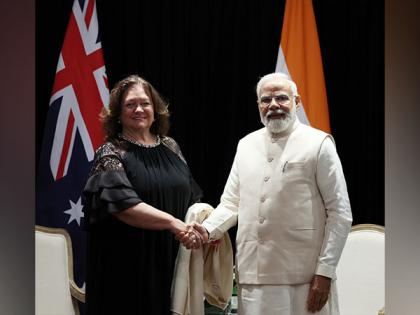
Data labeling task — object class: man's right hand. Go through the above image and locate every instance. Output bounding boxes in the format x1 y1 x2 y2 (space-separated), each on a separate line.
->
175 222 209 249
189 222 209 243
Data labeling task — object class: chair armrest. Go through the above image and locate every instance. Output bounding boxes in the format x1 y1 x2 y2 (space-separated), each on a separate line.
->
378 306 385 315
70 279 85 303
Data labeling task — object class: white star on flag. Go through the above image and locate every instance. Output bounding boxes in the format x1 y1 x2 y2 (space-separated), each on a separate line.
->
64 197 84 226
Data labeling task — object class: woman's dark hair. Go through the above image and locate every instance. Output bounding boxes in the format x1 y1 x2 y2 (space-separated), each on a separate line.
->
101 75 170 141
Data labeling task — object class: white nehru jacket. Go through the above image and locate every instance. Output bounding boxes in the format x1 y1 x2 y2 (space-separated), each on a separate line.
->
202 119 352 285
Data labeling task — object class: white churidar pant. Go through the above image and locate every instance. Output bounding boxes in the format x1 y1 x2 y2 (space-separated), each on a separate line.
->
237 282 339 315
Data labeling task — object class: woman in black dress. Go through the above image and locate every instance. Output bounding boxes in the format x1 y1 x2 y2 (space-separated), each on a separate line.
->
83 75 204 314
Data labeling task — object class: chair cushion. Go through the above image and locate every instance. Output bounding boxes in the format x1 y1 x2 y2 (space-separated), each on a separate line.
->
336 227 384 315
35 230 75 315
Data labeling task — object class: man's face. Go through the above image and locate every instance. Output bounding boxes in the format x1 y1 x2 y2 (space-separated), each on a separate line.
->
258 79 300 133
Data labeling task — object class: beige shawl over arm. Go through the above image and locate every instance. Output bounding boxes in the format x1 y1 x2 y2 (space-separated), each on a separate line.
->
171 203 233 315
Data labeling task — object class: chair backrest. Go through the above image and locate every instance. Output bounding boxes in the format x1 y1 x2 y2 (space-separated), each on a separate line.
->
35 225 79 315
336 224 384 315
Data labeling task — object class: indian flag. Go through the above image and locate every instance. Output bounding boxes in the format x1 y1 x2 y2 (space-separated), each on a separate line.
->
275 0 331 133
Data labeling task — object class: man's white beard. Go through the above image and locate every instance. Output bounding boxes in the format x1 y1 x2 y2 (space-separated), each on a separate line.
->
260 105 296 133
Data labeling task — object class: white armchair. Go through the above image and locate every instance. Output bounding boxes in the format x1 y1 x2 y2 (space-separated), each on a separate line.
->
336 224 385 315
35 225 85 315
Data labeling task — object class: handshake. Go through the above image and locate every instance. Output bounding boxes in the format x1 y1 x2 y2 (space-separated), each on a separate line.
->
175 222 209 250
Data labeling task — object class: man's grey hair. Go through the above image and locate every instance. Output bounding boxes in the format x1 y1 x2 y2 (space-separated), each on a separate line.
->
256 72 298 99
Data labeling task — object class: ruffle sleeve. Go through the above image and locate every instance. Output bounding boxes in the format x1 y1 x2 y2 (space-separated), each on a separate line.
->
82 142 142 224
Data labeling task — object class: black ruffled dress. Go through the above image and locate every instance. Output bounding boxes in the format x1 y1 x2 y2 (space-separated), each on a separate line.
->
82 136 202 315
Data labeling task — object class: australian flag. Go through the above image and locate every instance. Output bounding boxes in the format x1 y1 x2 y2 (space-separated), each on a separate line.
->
36 0 108 304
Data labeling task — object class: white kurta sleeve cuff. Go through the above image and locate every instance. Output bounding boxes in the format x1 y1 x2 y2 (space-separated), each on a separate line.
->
202 205 238 240
202 221 220 240
315 263 336 279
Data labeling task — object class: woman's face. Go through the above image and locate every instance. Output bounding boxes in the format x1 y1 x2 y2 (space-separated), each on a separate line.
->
120 83 155 134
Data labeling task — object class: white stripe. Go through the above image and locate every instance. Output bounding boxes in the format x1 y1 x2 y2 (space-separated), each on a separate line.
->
93 66 109 108
63 123 77 177
70 90 95 163
275 46 310 126
49 91 70 179
56 53 65 73
275 46 290 75
49 86 95 180
73 0 102 56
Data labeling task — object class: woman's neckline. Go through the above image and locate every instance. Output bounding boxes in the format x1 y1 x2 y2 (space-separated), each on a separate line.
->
119 133 161 148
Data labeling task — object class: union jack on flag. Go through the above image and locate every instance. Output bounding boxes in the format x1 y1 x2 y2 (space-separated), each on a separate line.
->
36 0 108 300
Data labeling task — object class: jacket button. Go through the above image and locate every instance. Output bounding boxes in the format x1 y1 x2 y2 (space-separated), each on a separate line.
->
260 196 266 202
264 176 270 182
259 217 265 224
268 157 273 162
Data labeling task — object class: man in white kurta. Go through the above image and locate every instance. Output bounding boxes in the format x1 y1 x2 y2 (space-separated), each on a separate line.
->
199 73 352 315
